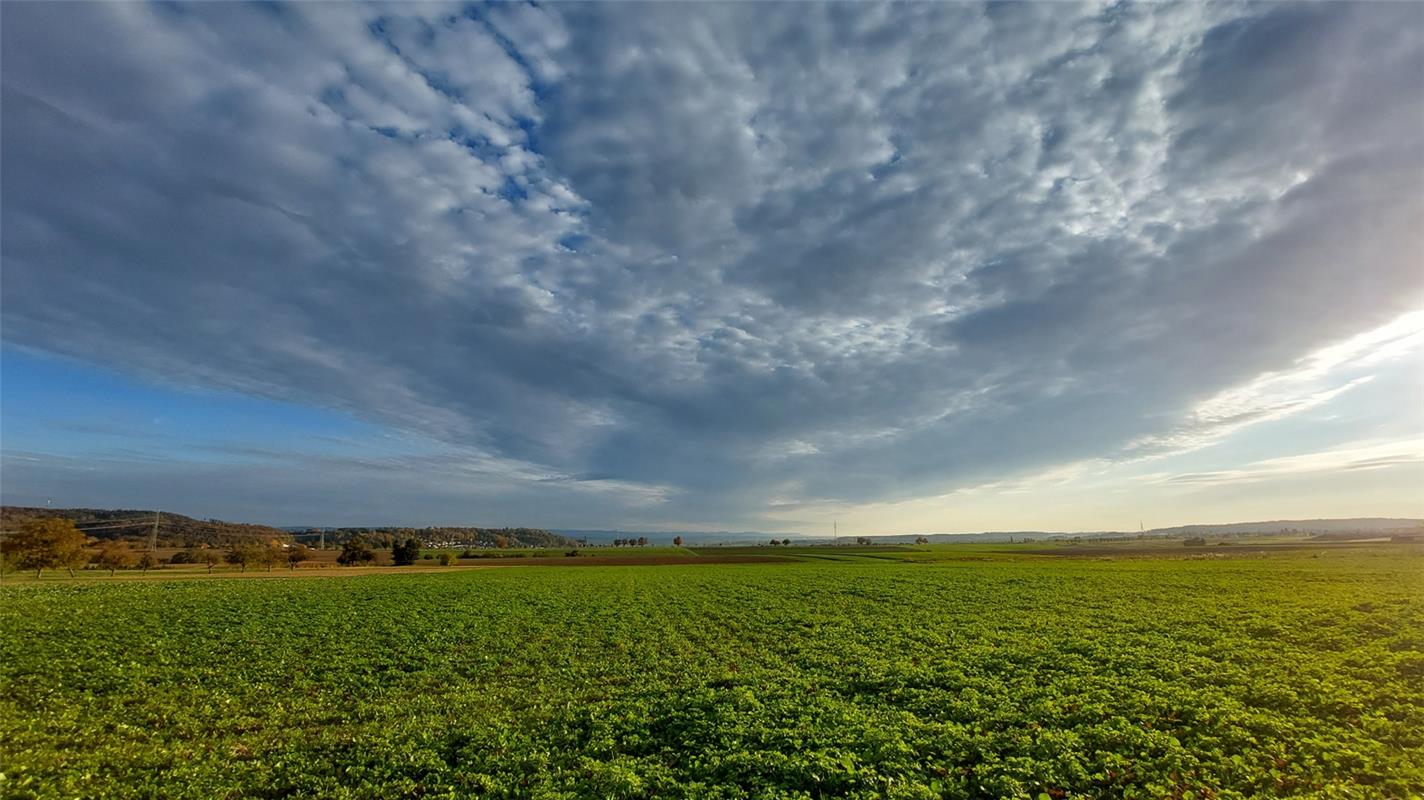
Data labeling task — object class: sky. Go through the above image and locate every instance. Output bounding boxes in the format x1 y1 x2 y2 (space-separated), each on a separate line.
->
2 1 1421 533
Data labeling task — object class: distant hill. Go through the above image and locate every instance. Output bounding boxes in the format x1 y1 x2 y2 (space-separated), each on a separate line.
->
291 526 577 549
1 508 577 550
561 518 1424 546
1145 518 1423 536
5 509 1413 549
877 518 1424 543
0 507 292 547
560 529 1111 545
558 529 794 546
870 531 1102 544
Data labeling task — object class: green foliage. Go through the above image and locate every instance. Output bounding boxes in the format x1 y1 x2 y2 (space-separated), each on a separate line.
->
437 552 459 566
1 554 1421 798
336 537 377 566
391 538 421 566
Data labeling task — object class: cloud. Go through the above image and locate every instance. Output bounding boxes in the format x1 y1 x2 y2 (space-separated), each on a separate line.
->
1122 310 1424 459
1160 438 1424 487
2 2 1421 526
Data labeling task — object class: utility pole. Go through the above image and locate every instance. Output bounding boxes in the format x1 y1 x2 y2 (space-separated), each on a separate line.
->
149 511 161 552
319 530 325 551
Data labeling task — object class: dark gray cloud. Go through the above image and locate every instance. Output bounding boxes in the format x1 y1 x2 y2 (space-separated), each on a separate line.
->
2 2 1421 526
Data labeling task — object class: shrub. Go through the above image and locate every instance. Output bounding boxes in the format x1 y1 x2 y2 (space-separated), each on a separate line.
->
168 550 197 564
337 538 377 566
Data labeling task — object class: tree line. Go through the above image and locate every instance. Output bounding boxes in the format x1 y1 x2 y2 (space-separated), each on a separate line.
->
297 526 575 549
0 519 451 577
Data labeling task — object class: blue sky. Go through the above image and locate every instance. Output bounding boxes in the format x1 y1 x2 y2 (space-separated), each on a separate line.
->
2 2 1421 532
2 348 375 457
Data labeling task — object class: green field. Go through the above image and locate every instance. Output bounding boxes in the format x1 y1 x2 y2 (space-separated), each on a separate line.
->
2 549 1422 798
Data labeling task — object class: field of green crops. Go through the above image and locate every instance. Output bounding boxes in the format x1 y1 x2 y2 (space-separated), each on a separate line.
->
2 550 1422 799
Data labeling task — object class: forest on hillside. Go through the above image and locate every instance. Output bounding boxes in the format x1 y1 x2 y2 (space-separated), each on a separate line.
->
0 507 291 548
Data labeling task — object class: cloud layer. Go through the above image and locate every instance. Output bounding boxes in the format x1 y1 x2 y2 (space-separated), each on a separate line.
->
3 2 1421 527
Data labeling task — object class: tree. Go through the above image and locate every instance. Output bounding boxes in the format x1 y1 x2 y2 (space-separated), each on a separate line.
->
673 536 684 547
96 541 134 576
2 517 90 578
637 536 648 547
168 549 197 564
438 552 458 566
286 544 313 570
337 537 376 566
392 537 421 566
259 545 283 572
62 539 92 576
914 536 929 545
136 551 159 573
202 550 222 574
225 543 261 572
493 534 510 550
